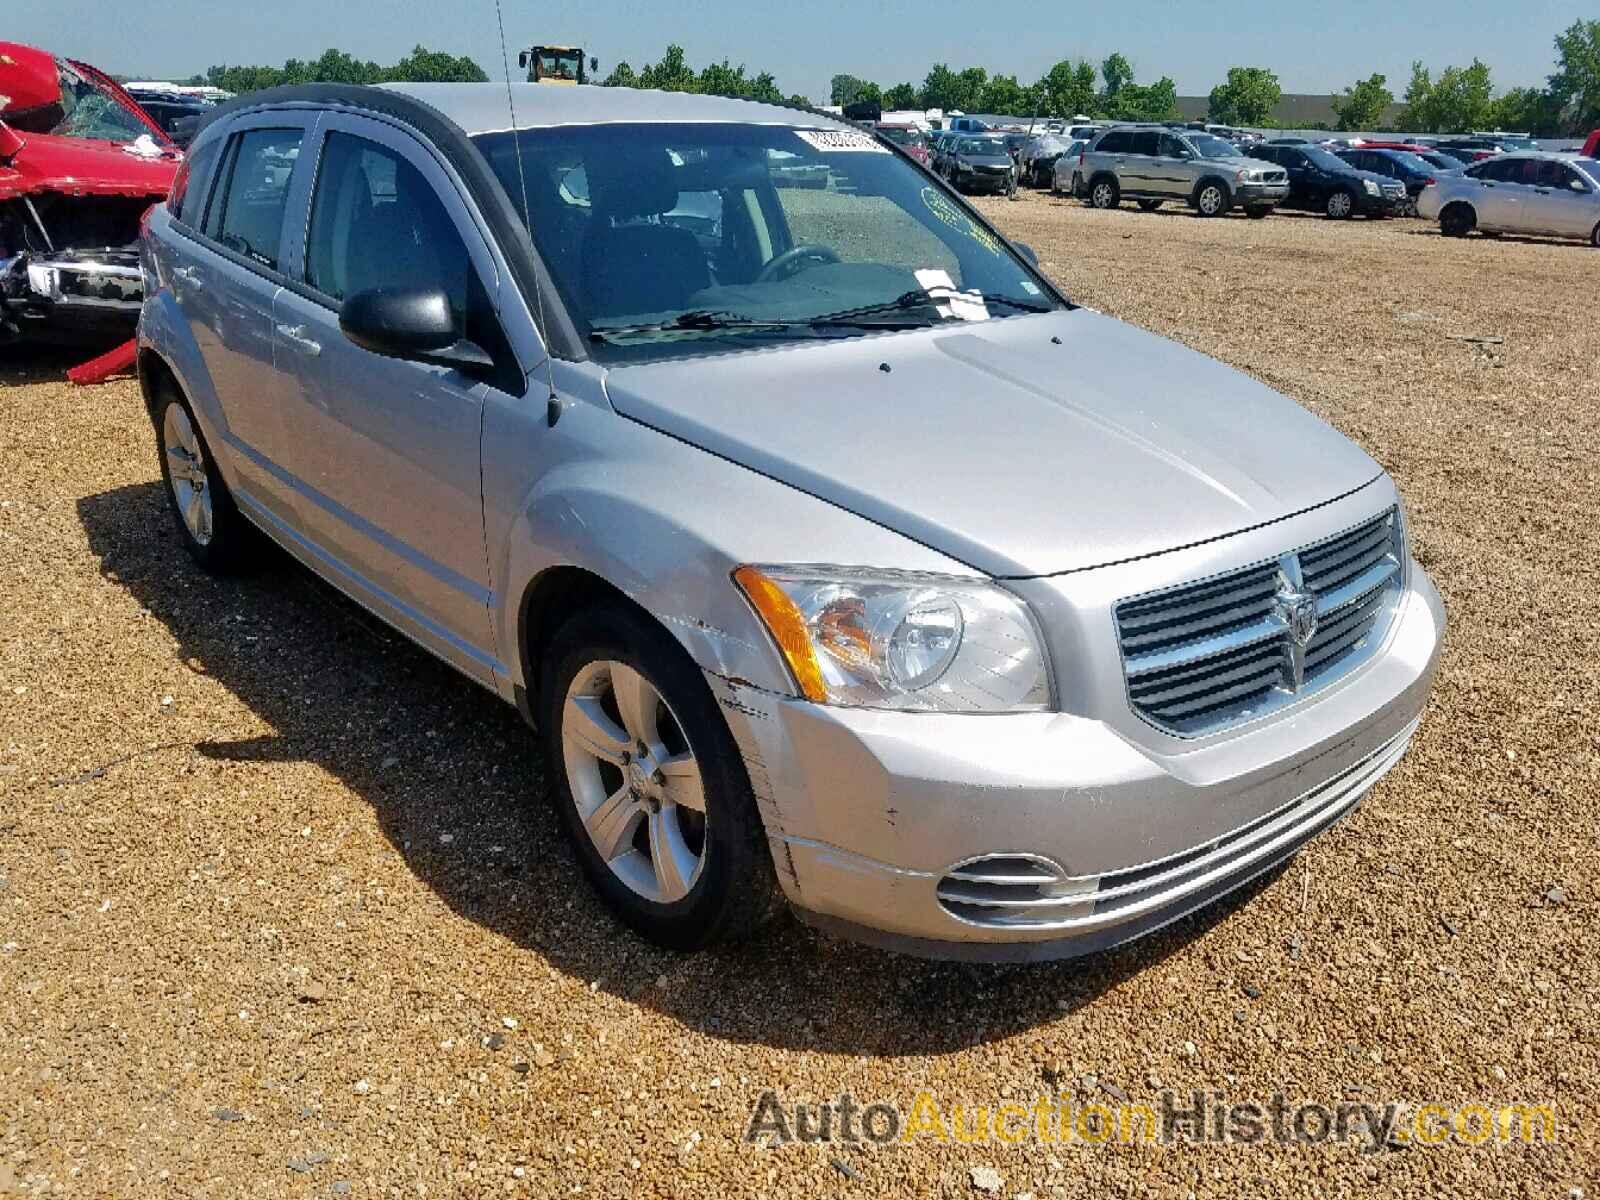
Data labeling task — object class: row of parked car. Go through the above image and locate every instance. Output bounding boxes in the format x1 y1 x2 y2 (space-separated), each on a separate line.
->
893 118 1600 245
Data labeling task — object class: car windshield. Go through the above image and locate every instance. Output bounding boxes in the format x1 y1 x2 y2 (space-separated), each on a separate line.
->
1386 151 1433 174
47 60 152 143
1301 146 1347 171
1422 152 1465 170
473 121 1058 361
1189 134 1241 159
959 138 1002 155
878 127 925 149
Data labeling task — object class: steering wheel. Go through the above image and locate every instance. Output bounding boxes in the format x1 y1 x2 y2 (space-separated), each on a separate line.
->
755 243 841 284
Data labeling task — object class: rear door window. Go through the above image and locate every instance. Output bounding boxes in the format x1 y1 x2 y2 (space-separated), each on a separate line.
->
205 128 304 271
1130 131 1160 156
1096 130 1131 154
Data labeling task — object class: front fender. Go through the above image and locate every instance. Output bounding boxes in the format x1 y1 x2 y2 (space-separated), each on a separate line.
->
482 385 979 698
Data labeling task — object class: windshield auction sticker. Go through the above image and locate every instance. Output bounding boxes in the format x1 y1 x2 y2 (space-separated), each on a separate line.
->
794 129 888 154
919 186 1004 257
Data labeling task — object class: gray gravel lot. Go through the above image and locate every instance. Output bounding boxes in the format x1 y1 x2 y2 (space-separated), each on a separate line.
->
1 193 1596 1197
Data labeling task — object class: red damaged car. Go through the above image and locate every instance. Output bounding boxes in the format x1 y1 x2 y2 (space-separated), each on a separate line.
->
1 40 181 347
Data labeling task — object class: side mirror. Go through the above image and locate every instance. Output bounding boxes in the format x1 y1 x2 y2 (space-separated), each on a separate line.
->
1012 241 1039 266
1571 178 1589 193
340 287 495 376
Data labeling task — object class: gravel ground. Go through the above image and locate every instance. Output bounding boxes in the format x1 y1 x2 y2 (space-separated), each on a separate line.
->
2 195 1597 1198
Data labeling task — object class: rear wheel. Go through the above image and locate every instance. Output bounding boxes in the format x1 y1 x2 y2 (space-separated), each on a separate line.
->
1136 198 1164 212
1325 189 1356 220
153 383 251 572
1439 203 1476 238
1195 182 1230 217
1089 177 1120 209
1591 222 1600 248
541 604 781 950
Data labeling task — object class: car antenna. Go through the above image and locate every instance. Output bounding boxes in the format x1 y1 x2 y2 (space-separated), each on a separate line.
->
493 0 562 422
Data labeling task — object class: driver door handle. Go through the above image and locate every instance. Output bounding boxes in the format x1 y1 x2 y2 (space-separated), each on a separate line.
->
173 265 203 293
276 323 322 357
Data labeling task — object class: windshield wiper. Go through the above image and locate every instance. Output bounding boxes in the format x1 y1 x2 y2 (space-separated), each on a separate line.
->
805 288 1053 327
589 310 813 343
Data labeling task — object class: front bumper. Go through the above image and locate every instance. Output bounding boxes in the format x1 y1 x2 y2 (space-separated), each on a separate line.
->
714 547 1444 962
1235 181 1289 204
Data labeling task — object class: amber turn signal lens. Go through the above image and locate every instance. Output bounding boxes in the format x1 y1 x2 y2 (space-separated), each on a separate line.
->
732 565 827 702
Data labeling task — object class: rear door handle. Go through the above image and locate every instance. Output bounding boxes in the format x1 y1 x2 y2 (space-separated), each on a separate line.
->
275 323 322 357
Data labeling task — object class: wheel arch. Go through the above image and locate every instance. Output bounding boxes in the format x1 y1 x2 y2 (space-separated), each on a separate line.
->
516 564 655 723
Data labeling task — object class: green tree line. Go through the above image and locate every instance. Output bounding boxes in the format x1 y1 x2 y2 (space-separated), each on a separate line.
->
598 44 806 106
197 45 488 93
198 20 1600 137
820 52 1179 122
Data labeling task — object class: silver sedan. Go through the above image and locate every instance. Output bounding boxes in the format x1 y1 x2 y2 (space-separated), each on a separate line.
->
1418 151 1600 245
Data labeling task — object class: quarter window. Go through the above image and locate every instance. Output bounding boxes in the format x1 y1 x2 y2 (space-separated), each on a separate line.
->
205 128 303 270
304 132 469 325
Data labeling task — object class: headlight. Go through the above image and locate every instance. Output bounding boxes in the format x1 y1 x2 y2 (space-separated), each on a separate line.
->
1363 178 1381 196
733 566 1052 713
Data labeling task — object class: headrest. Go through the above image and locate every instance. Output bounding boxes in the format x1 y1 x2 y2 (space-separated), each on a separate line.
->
586 148 679 220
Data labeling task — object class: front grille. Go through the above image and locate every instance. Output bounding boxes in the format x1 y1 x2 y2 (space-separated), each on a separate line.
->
1115 509 1403 736
1261 169 1287 183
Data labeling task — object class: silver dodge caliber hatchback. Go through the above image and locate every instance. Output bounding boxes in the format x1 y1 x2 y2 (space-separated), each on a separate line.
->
138 83 1444 961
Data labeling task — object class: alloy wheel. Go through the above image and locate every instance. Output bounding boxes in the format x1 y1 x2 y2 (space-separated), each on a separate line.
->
561 660 707 904
1327 190 1353 219
1092 182 1115 208
163 402 213 546
1198 185 1224 216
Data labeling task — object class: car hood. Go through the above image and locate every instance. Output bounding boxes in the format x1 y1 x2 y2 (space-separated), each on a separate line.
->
603 308 1382 578
0 129 179 200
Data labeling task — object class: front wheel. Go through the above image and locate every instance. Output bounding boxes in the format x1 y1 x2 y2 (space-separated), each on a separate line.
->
541 605 781 951
1325 189 1355 220
1591 222 1600 248
1195 182 1230 217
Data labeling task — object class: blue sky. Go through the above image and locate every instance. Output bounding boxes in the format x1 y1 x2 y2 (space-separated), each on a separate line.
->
12 0 1591 101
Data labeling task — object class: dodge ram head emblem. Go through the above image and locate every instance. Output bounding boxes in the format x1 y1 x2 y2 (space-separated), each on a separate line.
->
1279 588 1319 647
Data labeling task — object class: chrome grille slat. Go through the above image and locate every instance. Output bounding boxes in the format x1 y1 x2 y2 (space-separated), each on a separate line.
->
1131 646 1283 708
1118 591 1278 651
1115 509 1403 736
1302 525 1391 588
1124 615 1284 678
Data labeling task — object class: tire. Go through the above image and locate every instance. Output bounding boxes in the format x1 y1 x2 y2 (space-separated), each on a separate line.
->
1136 198 1164 212
540 604 782 951
1089 177 1120 209
1194 181 1231 217
1245 206 1271 219
1591 222 1600 248
1439 203 1475 238
152 382 251 572
1325 189 1356 220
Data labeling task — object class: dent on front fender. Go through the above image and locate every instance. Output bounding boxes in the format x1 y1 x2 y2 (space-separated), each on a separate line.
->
480 377 979 701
